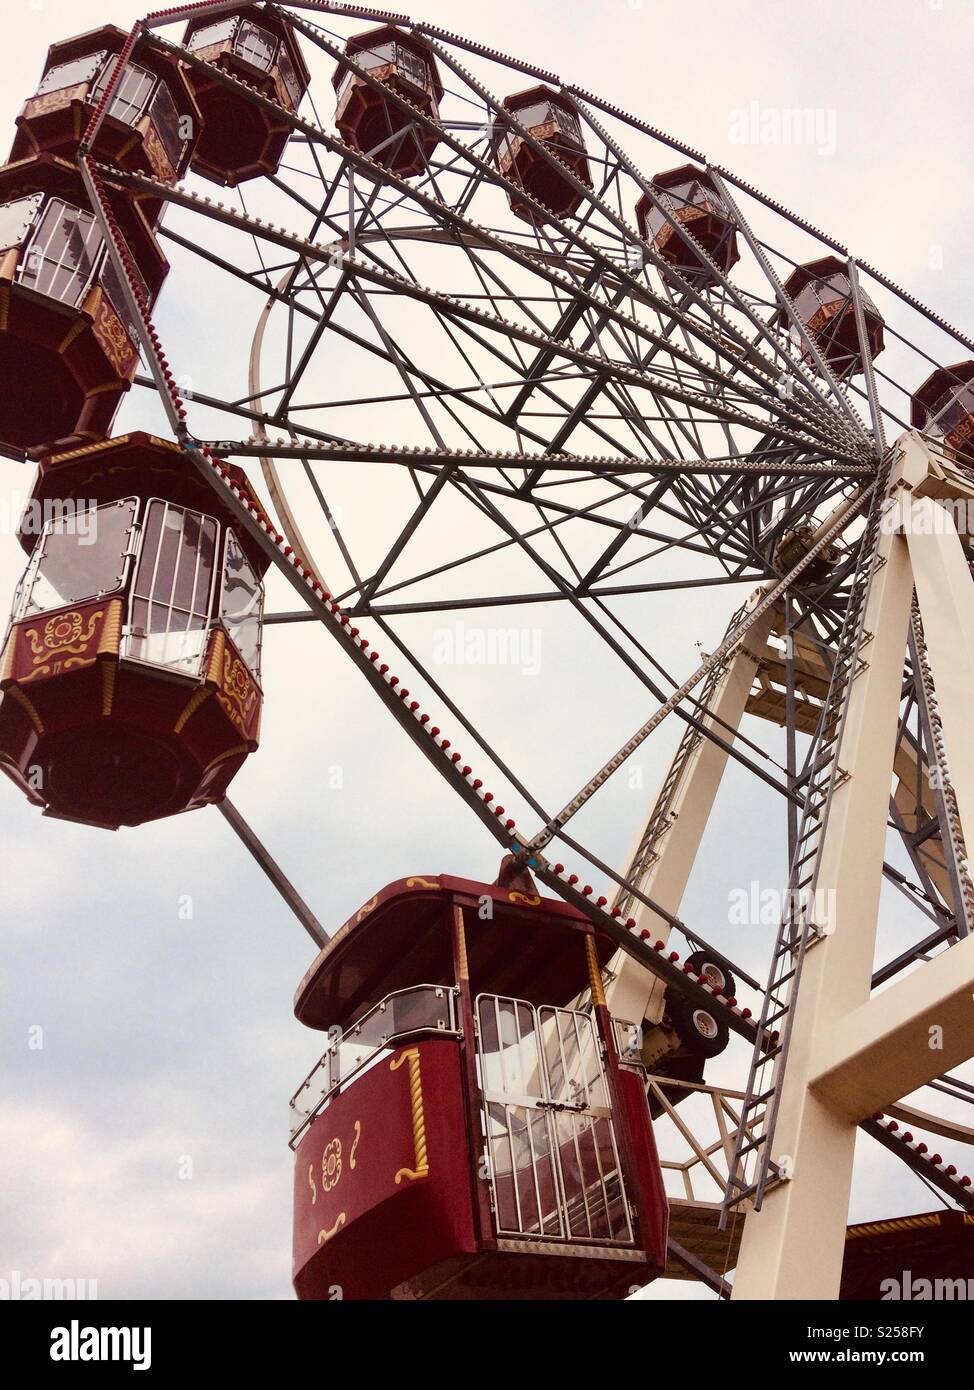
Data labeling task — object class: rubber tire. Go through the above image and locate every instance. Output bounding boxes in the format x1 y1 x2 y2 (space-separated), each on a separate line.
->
684 949 736 1001
667 993 729 1060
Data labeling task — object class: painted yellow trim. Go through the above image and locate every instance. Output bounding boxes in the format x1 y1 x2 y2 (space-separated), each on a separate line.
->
453 904 469 980
174 685 211 734
59 317 88 353
390 1047 429 1183
8 685 44 735
200 742 249 776
846 1213 946 1240
49 435 129 465
100 660 116 717
316 1213 346 1246
585 934 606 1008
205 628 226 687
96 599 124 658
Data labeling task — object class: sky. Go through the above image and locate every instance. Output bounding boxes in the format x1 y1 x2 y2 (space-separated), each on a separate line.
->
0 0 972 1302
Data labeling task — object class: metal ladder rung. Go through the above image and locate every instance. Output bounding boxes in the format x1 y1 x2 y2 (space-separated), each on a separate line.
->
763 1002 792 1029
793 844 821 871
724 1181 760 1207
733 1132 774 1162
767 960 797 989
725 1160 788 1208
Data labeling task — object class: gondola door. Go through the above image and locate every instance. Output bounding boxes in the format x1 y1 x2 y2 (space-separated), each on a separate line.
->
475 994 635 1246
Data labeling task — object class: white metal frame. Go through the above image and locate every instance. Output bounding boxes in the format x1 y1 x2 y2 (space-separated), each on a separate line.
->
122 496 221 678
476 991 634 1246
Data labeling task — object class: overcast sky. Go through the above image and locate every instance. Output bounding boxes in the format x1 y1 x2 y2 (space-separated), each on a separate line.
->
0 0 971 1302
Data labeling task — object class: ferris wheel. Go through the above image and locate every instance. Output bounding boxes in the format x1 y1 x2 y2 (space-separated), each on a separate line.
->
2 1 974 1301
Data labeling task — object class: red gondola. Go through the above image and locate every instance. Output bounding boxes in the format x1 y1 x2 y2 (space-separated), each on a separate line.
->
911 361 974 465
779 255 884 376
11 25 201 201
841 1209 974 1300
181 6 309 186
492 87 592 225
290 869 669 1300
0 154 167 453
635 165 740 284
0 433 269 829
333 26 442 179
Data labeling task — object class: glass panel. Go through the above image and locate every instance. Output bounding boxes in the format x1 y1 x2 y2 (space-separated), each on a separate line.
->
642 198 667 238
476 992 635 1246
288 986 457 1142
277 45 303 108
354 40 396 70
823 271 852 297
147 80 184 169
18 199 105 308
859 284 881 319
234 19 277 72
931 384 974 439
220 530 263 675
538 1007 630 1242
477 994 563 1237
100 246 148 346
552 1111 628 1240
539 1007 608 1109
486 1102 561 1236
664 178 700 209
490 124 514 159
187 18 237 52
553 105 581 143
19 498 137 617
612 1018 644 1065
91 58 155 126
36 52 107 96
512 100 553 131
337 986 453 1080
0 194 43 253
395 44 428 91
796 281 834 322
125 500 218 675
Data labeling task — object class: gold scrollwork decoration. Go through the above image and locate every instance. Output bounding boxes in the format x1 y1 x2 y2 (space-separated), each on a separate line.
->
390 1048 429 1184
406 877 439 890
355 894 378 922
322 1138 342 1193
349 1120 361 1170
316 1213 346 1246
307 1163 318 1206
26 609 102 664
218 651 258 733
508 891 542 907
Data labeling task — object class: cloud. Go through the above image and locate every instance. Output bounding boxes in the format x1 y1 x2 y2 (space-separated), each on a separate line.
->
0 1098 291 1299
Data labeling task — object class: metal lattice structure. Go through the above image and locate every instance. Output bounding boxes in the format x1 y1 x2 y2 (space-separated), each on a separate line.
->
5 1 974 1297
